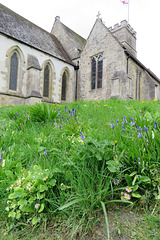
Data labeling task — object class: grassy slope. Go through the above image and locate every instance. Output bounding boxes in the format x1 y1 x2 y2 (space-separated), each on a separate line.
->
0 99 159 239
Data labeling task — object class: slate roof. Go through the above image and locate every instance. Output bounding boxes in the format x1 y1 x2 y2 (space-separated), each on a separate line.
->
61 23 86 52
0 4 73 65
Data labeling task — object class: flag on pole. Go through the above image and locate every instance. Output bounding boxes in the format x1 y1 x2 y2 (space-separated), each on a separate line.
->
121 0 129 5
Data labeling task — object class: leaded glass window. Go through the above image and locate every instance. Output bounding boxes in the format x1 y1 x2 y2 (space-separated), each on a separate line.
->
97 56 103 88
9 52 18 90
61 72 67 101
43 65 50 97
91 58 96 90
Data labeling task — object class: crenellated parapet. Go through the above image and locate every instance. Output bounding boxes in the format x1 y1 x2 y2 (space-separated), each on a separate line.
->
108 20 137 57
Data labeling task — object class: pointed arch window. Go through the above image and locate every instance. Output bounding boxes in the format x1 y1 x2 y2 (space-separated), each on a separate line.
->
91 58 96 90
91 55 103 90
61 72 67 101
43 64 50 97
9 52 18 91
97 56 103 88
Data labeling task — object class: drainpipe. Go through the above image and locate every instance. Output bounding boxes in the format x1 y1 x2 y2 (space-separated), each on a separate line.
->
74 63 79 101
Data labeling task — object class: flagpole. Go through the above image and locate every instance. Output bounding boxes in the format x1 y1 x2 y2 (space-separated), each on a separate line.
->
128 0 130 23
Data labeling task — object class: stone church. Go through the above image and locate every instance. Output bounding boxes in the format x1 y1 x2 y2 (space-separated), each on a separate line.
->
0 3 159 105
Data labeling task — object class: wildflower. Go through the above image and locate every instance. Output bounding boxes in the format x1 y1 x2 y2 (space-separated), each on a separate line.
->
124 193 131 200
138 127 143 138
144 125 148 132
5 207 9 211
16 111 18 115
44 149 47 155
114 140 117 147
138 158 140 165
139 110 142 113
154 121 157 128
0 152 3 162
152 131 155 139
130 117 133 121
57 109 60 115
3 122 5 126
13 116 15 119
121 125 125 131
69 110 71 116
126 187 132 193
35 203 40 209
80 131 85 140
113 178 120 185
104 104 108 107
121 192 124 195
122 116 127 124
65 105 67 112
43 176 48 181
2 159 5 169
111 121 114 129
116 120 119 126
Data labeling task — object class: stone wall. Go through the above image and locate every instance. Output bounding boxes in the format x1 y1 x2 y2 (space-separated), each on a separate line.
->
0 34 75 105
78 19 127 101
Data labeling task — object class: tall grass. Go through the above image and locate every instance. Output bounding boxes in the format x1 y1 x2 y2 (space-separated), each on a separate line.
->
0 99 159 237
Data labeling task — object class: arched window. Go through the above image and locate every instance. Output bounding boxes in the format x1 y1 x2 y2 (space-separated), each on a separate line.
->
91 58 96 90
43 64 50 97
9 52 18 90
97 56 103 88
61 72 67 101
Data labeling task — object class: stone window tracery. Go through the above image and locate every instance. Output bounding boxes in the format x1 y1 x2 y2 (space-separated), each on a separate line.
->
91 55 103 90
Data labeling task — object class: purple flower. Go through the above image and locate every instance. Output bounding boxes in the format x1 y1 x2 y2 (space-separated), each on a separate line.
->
111 121 114 129
16 112 18 115
121 125 125 131
44 149 47 155
144 125 148 132
154 121 157 128
122 116 127 124
65 106 67 112
138 158 140 165
138 132 142 138
140 110 142 113
0 152 3 162
69 110 71 116
80 131 85 140
130 117 133 121
116 120 119 126
58 109 60 115
2 122 5 126
13 116 15 119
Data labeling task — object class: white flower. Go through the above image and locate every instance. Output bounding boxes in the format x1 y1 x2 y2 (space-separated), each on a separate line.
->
152 131 155 139
2 159 5 168
35 203 40 209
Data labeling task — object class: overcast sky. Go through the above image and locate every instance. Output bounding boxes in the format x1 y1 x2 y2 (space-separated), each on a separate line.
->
1 0 160 78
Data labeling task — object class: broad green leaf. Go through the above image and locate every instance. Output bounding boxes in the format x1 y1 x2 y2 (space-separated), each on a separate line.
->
129 171 137 177
132 192 141 198
37 192 45 200
48 179 56 187
132 184 138 192
38 203 44 213
125 174 132 186
19 199 27 206
32 216 40 225
137 176 151 184
132 175 139 186
39 185 48 192
8 211 16 218
28 196 37 203
16 210 21 219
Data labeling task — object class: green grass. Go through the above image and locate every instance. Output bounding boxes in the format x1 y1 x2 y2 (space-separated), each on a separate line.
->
0 99 159 239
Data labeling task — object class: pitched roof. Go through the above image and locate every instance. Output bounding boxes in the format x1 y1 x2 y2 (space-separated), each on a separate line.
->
61 22 86 52
0 4 73 65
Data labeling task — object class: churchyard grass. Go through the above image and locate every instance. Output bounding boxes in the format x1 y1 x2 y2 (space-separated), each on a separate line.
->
0 99 159 239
